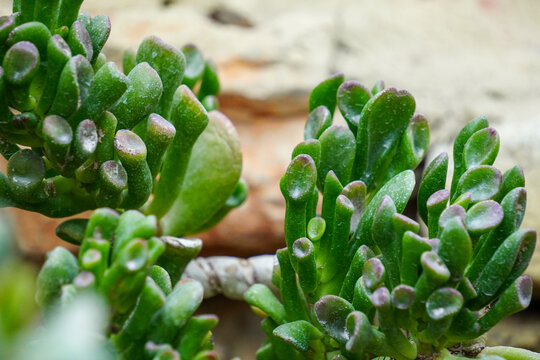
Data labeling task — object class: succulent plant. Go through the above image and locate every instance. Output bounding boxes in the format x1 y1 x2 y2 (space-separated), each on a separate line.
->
0 0 245 237
37 208 218 359
244 75 537 360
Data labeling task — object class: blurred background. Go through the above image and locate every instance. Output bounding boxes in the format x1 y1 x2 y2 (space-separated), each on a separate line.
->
0 0 539 358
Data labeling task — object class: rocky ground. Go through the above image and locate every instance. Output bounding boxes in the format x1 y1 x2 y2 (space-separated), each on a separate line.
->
1 0 540 357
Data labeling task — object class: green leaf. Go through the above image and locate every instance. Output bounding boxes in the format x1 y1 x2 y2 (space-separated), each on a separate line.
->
454 165 502 204
273 320 321 352
177 315 219 359
314 295 354 343
495 165 525 203
86 14 111 64
155 237 202 285
245 284 287 325
426 287 463 321
308 73 344 116
467 187 527 284
7 22 51 59
36 35 72 115
476 275 533 336
317 125 355 190
6 148 45 203
348 170 415 261
450 117 489 196
463 127 499 169
384 114 430 183
465 200 503 236
36 246 79 311
48 55 93 119
337 80 371 135
56 0 84 28
292 238 318 294
353 88 415 189
159 111 241 236
181 44 205 89
345 311 373 354
197 59 220 100
67 21 93 61
69 62 129 127
3 41 40 85
111 62 163 130
304 105 332 140
55 218 87 245
438 216 472 284
148 280 204 344
136 35 186 117
114 130 152 209
468 229 536 310
149 86 208 219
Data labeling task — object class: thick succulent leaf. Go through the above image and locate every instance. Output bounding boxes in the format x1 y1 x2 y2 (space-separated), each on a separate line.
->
454 165 502 204
55 218 87 245
465 200 503 236
468 228 536 310
308 73 344 116
348 170 415 260
67 21 93 61
149 86 208 219
467 187 527 283
160 111 241 236
56 0 84 28
371 196 400 287
111 62 163 130
181 44 205 89
36 247 79 310
384 114 430 183
273 320 321 352
6 148 45 202
280 154 317 203
341 180 366 232
292 238 318 294
438 217 472 284
69 62 129 127
136 35 186 117
353 88 415 189
451 117 489 195
148 280 204 344
345 311 373 354
314 295 354 343
245 284 287 325
86 14 111 64
197 60 220 100
317 125 355 190
36 35 72 115
3 41 40 85
48 55 94 119
476 275 533 335
337 80 371 135
304 105 333 140
7 22 51 60
463 127 499 169
495 165 525 203
426 287 463 320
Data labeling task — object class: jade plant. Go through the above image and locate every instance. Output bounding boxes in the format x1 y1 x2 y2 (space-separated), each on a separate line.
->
244 75 537 360
37 208 217 359
0 0 539 359
0 0 243 358
0 0 246 237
